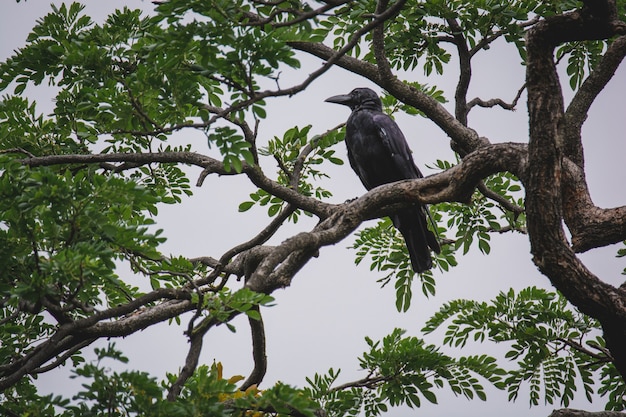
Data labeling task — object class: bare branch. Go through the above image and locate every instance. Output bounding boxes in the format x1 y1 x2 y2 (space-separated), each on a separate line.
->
167 318 211 401
240 306 267 391
446 16 472 127
0 147 36 158
564 34 626 167
467 83 526 111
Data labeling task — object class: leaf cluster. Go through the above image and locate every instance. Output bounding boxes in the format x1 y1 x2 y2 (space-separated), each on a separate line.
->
423 287 625 409
1 344 320 417
305 328 505 417
239 125 344 221
351 218 443 312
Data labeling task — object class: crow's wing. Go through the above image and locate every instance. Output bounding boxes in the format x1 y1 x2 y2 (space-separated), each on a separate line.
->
372 113 423 180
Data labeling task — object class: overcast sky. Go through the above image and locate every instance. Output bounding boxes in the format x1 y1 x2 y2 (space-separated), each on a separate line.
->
1 2 625 416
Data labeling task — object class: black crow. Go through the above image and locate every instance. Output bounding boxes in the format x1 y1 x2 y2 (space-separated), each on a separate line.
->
325 87 440 273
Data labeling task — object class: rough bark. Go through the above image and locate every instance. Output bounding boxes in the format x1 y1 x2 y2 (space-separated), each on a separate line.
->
525 0 626 379
549 410 626 417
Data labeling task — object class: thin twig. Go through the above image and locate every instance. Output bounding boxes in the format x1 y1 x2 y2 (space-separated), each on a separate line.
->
467 83 526 111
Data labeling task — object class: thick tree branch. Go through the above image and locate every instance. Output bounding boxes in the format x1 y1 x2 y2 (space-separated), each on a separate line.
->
289 41 488 154
549 410 626 417
564 34 626 167
245 142 528 293
20 151 335 219
525 0 626 379
562 159 626 252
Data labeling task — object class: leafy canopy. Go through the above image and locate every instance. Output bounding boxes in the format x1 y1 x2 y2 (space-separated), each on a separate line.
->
1 1 625 416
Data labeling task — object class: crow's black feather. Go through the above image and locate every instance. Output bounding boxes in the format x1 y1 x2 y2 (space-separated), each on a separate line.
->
326 88 440 273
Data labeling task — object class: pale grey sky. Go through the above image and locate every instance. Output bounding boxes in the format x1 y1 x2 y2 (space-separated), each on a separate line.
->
1 2 625 416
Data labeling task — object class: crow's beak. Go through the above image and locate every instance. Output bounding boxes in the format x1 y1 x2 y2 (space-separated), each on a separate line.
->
324 93 353 106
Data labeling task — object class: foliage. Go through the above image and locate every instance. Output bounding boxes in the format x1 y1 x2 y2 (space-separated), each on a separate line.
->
239 124 345 221
423 287 624 410
1 0 625 416
304 328 505 417
2 345 319 417
352 160 524 312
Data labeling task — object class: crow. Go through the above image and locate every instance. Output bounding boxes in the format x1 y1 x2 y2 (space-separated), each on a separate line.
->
325 87 440 273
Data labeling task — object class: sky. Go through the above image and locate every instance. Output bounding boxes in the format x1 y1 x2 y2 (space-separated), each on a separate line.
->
1 1 625 416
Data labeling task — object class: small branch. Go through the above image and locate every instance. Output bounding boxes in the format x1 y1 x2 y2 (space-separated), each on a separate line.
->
0 147 36 158
203 104 259 163
120 78 162 132
446 16 472 126
0 309 20 327
167 323 207 401
557 337 613 363
241 0 350 28
469 16 541 57
467 83 526 111
477 182 524 215
329 373 387 392
30 338 96 374
240 306 267 390
291 122 344 189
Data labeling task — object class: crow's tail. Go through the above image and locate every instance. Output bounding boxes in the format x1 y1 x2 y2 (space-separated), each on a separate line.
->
392 206 440 274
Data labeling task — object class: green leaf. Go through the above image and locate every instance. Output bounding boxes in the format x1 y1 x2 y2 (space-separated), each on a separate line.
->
238 201 255 212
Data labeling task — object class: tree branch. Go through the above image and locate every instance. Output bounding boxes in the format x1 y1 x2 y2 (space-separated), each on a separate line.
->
245 142 528 293
477 182 524 215
372 0 395 84
446 16 472 127
467 83 526 111
240 306 267 391
289 41 488 154
167 316 218 401
549 409 626 417
20 151 336 219
524 0 626 379
564 34 626 167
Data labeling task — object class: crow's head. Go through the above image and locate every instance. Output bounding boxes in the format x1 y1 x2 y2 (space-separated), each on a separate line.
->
325 88 382 111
